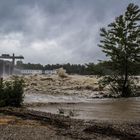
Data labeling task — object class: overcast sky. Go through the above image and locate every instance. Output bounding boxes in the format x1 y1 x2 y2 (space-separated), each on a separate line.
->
0 0 140 64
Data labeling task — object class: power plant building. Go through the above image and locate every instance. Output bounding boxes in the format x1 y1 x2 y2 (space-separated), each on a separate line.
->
0 60 13 77
0 54 24 77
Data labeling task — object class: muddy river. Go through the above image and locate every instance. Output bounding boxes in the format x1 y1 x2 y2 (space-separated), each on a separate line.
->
24 93 140 121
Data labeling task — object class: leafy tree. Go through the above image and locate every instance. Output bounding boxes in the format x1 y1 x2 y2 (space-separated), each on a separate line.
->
99 3 140 97
86 62 112 76
0 77 24 107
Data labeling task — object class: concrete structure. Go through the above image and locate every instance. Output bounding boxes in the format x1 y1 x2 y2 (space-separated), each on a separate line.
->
21 69 42 75
45 70 57 75
13 68 22 75
0 60 13 77
0 53 24 74
0 53 24 65
20 69 57 75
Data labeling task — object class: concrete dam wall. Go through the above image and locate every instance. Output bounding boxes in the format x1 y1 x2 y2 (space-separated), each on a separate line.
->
0 60 13 77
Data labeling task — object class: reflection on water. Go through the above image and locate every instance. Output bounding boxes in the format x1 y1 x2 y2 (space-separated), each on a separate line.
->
25 93 140 121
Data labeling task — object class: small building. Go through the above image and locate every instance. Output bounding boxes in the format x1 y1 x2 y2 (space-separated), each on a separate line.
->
21 69 42 75
44 70 57 75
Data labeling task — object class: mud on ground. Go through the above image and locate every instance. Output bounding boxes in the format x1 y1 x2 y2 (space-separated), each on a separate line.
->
0 107 140 140
0 110 75 140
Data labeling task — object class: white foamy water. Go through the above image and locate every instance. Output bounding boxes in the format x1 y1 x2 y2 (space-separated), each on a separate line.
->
24 93 94 104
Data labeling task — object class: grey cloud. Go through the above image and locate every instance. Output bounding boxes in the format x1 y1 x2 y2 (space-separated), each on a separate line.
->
0 0 140 64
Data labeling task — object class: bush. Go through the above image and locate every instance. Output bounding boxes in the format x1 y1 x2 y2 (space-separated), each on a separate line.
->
0 76 24 107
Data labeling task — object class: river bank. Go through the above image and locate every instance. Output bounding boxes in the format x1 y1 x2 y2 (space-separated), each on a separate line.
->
0 107 140 140
1 74 139 139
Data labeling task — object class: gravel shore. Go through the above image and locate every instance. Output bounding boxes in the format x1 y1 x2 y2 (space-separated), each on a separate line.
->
0 112 75 140
0 108 140 140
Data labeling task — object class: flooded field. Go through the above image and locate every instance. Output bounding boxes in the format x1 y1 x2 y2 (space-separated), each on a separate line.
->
24 93 140 121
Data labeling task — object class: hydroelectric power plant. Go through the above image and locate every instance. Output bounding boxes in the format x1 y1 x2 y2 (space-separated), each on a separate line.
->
0 54 24 77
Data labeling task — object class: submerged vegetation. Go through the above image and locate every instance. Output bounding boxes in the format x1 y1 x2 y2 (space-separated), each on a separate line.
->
0 76 24 107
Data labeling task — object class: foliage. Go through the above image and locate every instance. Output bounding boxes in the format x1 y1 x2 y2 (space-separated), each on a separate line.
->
16 61 44 70
16 62 88 75
58 108 64 115
98 3 140 97
0 76 24 107
68 109 76 117
57 108 76 117
86 62 112 76
16 60 140 76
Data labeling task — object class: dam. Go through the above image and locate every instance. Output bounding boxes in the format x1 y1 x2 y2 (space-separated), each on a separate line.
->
0 60 13 77
0 54 24 77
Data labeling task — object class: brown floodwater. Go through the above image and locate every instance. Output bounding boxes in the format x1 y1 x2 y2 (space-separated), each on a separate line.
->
24 93 140 121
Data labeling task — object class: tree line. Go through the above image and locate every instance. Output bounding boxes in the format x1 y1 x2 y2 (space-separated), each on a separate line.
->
16 61 88 75
16 61 139 76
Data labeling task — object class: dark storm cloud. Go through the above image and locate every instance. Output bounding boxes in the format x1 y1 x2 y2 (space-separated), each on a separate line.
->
0 0 140 64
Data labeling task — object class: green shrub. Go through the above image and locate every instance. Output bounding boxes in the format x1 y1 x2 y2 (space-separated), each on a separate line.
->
0 76 24 107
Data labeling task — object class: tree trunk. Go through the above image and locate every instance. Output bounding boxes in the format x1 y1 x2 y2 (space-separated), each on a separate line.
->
122 52 129 97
